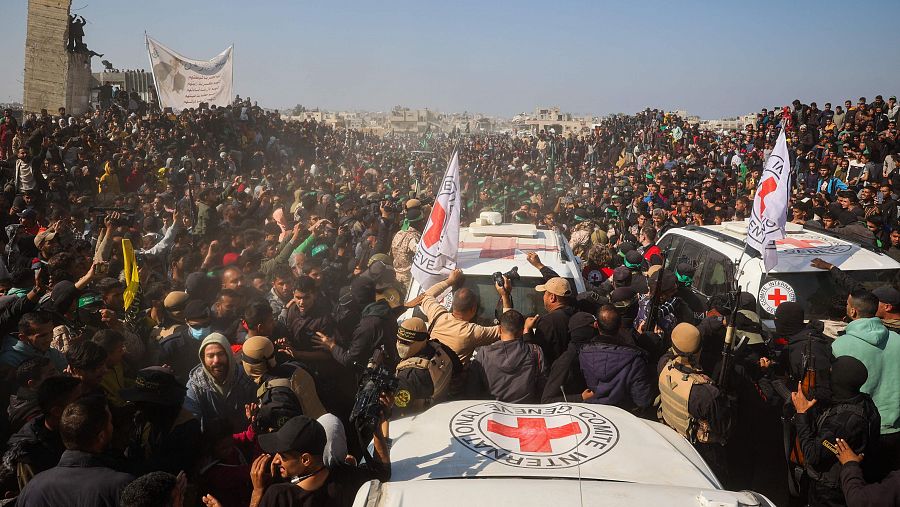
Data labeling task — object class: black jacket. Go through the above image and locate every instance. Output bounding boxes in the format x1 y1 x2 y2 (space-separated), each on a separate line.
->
541 341 588 403
15 450 135 507
794 393 880 507
530 305 576 366
3 416 64 489
332 300 398 371
786 324 834 406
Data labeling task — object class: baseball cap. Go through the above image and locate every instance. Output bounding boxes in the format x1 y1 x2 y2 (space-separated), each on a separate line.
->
873 286 900 306
367 253 393 267
18 208 37 220
536 277 572 297
610 287 637 308
120 367 186 405
183 300 210 321
258 415 327 455
612 266 632 283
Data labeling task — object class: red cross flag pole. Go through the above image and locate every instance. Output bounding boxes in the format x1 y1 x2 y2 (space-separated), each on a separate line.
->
411 150 462 289
746 128 791 272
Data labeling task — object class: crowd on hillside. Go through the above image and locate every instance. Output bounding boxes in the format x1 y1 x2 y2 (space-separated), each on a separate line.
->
0 91 896 507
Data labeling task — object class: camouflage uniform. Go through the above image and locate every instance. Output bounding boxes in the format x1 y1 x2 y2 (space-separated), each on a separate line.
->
391 226 421 289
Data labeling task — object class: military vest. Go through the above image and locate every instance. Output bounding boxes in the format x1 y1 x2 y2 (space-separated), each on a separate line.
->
396 341 454 401
658 360 720 444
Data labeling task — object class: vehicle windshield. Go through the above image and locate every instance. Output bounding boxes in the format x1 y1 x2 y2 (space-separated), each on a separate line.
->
411 275 573 325
463 275 553 325
760 269 900 320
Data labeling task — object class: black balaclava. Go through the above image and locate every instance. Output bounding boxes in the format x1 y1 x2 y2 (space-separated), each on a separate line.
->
831 355 868 401
774 301 805 337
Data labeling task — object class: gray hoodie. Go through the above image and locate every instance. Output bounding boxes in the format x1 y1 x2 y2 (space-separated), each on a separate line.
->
185 333 257 430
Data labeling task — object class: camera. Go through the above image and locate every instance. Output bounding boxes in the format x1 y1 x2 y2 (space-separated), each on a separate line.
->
492 266 520 287
381 200 401 213
350 349 398 451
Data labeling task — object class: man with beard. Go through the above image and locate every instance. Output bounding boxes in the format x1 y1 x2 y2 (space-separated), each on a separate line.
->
185 333 256 431
211 288 244 342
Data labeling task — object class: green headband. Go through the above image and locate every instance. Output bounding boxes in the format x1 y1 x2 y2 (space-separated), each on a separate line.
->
623 258 641 269
675 270 693 285
78 294 103 308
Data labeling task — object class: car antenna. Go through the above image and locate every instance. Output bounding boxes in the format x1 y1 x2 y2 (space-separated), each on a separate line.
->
560 387 585 507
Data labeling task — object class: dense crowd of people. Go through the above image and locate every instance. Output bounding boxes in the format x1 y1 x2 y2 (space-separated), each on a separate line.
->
0 91 896 507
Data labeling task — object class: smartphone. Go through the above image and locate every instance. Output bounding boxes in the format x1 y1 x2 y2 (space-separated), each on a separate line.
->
94 262 109 276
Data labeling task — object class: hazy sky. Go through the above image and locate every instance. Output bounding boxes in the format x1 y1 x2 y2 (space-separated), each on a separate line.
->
2 0 899 118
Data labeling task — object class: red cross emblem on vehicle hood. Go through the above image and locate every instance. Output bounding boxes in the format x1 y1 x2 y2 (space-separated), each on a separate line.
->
486 417 582 453
776 237 829 249
459 237 559 259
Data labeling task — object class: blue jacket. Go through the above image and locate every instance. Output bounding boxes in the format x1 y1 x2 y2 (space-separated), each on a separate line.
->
185 333 256 431
578 339 654 409
816 176 848 196
0 335 66 370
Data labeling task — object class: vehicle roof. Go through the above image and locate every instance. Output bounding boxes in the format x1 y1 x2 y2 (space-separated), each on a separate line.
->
664 221 900 273
358 478 770 507
455 223 577 279
384 401 719 489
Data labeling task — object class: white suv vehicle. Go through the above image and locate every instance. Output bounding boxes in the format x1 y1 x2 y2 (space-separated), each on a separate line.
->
658 221 900 325
401 215 587 324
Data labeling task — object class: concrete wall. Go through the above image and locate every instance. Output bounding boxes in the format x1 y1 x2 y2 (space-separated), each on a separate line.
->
65 51 91 114
23 0 73 114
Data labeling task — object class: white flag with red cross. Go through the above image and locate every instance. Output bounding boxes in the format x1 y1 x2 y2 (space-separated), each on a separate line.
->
412 150 462 289
747 129 791 272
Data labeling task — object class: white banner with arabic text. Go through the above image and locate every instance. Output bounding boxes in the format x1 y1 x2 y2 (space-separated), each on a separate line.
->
146 36 233 111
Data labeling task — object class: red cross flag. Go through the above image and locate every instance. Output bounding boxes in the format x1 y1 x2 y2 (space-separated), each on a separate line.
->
412 150 462 288
747 129 790 272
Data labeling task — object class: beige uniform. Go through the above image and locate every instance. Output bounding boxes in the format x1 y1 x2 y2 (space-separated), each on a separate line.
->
418 279 505 365
391 227 421 288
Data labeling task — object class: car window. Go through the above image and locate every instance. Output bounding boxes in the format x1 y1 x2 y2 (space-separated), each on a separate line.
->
675 239 708 291
698 250 734 297
658 234 684 271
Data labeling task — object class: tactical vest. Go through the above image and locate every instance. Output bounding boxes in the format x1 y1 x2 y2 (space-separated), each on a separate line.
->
805 403 868 488
255 377 304 431
658 361 719 444
396 341 454 402
257 364 327 420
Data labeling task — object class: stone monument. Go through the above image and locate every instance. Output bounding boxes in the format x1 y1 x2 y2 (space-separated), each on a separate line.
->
23 0 96 115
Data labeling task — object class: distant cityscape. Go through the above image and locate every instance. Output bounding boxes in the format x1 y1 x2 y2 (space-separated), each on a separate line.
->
5 64 761 136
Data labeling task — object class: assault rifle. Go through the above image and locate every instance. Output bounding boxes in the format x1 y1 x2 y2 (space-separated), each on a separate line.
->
717 286 745 390
643 246 670 335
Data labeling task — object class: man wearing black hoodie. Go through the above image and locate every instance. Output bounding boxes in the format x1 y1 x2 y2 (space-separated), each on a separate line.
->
776 302 834 406
792 355 881 507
